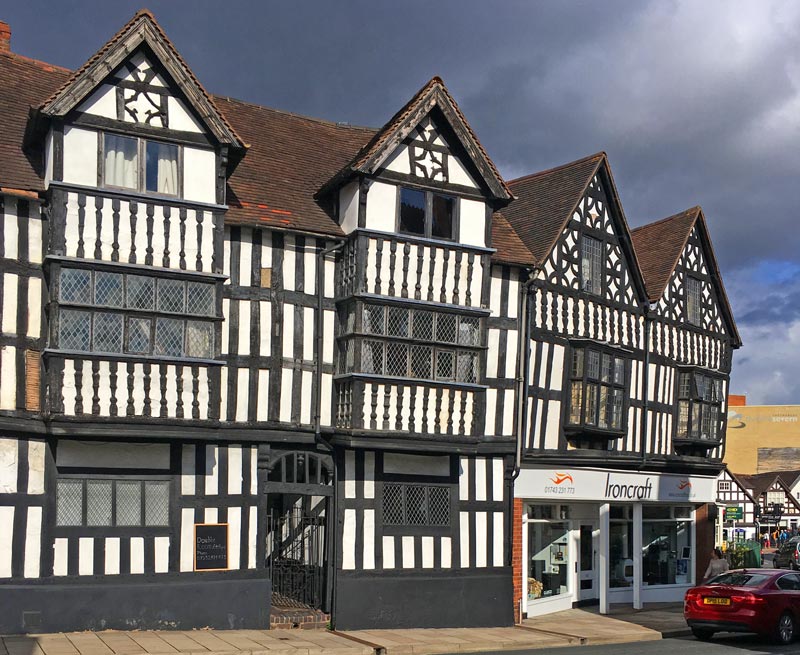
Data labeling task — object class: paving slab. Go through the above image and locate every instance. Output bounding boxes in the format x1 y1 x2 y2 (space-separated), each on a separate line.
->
523 607 665 645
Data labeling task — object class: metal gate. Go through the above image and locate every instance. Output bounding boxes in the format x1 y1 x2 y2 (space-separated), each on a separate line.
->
267 507 327 609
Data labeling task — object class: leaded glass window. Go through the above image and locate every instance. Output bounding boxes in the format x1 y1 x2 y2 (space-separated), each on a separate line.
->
383 483 451 527
567 345 627 431
686 277 702 326
55 477 169 528
581 235 603 295
676 370 723 441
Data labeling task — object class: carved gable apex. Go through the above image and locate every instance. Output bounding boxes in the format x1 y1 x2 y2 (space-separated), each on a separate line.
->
39 10 243 148
321 77 511 203
381 112 479 188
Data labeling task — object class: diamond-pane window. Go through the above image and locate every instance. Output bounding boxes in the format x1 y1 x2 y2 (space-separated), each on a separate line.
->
86 480 113 526
413 311 434 340
60 269 92 304
155 318 184 357
387 307 409 338
429 487 451 525
157 279 185 313
363 305 385 334
456 351 478 383
56 479 83 526
362 340 384 374
406 485 427 525
93 312 123 353
186 321 213 358
383 484 404 524
436 313 457 343
144 481 170 526
59 310 92 351
95 272 124 307
411 345 432 379
127 317 151 354
458 317 480 346
436 350 455 380
127 275 154 310
116 481 141 526
386 342 408 377
187 282 215 316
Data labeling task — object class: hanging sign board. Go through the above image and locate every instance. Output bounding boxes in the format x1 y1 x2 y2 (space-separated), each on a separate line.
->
724 507 743 521
194 523 229 571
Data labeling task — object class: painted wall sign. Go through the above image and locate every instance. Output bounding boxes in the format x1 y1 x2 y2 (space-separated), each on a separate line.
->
516 466 716 503
194 523 228 571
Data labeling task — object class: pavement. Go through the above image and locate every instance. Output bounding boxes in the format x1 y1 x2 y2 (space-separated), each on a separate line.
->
0 603 689 655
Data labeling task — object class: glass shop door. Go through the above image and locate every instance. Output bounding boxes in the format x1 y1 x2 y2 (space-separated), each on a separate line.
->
578 522 599 601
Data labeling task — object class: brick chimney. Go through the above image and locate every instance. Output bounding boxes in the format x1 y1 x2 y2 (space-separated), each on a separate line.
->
0 21 10 53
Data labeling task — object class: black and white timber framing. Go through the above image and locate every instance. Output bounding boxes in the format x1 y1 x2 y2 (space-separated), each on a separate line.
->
0 9 739 633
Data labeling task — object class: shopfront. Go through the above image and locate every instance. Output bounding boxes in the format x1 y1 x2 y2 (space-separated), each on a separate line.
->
516 466 716 617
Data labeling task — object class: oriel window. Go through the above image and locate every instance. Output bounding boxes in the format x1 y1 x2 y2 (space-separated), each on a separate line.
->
567 346 627 431
676 370 722 440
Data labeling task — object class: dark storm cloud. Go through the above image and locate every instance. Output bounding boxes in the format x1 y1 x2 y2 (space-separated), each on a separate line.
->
2 0 799 402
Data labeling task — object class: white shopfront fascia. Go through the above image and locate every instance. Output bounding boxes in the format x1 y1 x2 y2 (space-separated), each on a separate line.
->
515 465 716 504
517 465 716 617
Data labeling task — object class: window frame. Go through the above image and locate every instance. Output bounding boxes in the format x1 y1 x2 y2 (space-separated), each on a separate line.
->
686 275 703 326
396 185 459 242
381 481 453 535
580 234 604 296
55 265 219 362
717 481 731 493
565 342 629 436
675 368 724 443
55 473 172 533
100 131 183 198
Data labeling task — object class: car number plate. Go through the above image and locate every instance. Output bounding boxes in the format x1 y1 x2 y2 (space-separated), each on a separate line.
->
703 597 731 605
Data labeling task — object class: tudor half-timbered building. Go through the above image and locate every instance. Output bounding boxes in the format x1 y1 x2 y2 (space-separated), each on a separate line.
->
0 10 740 633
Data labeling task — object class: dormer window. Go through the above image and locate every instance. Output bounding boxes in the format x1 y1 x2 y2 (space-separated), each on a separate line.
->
580 235 603 294
398 187 456 240
102 133 179 196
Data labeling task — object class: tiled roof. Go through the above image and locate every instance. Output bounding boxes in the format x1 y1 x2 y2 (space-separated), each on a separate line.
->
502 153 605 265
0 52 70 192
631 207 699 302
491 213 534 266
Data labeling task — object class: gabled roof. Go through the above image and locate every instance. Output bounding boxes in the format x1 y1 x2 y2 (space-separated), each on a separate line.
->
491 213 534 266
502 152 647 299
722 468 759 506
39 10 244 150
320 76 512 203
632 206 742 346
735 472 800 507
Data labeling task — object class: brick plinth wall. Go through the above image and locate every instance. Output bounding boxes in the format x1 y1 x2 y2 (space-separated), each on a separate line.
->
512 497 523 622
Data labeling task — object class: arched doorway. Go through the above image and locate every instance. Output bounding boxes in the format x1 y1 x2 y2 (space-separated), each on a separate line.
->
265 451 333 611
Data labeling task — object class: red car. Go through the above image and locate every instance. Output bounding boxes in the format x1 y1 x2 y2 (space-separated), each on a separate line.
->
685 569 800 644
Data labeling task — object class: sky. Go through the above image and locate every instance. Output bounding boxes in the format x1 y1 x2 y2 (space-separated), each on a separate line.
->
2 0 799 404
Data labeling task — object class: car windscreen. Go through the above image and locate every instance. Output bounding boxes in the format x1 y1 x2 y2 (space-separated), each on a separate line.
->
707 572 771 587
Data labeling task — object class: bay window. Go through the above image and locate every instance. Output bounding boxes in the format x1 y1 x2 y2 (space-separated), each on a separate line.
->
567 345 627 432
676 370 723 441
103 133 179 196
57 267 217 360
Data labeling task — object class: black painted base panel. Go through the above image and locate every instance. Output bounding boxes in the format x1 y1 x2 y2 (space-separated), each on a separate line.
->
0 573 271 634
333 568 513 630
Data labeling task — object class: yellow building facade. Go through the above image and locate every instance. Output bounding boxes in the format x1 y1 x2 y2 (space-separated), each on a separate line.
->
725 404 800 473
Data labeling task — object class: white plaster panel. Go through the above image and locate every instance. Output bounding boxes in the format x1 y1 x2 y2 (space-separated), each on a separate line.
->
384 144 411 175
130 537 145 574
365 181 396 232
76 84 116 119
227 507 241 571
227 445 243 495
53 537 68 576
168 96 204 133
154 536 170 573
180 507 194 571
339 181 359 234
383 453 450 476
78 537 93 575
449 155 478 188
24 507 41 578
27 277 41 338
2 273 17 334
0 438 17 494
27 440 46 495
382 536 395 569
63 126 98 187
342 509 356 570
183 147 216 204
105 537 121 575
57 441 170 470
459 199 486 247
363 509 375 570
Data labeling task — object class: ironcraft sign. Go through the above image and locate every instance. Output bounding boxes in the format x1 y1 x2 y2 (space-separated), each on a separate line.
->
194 523 228 571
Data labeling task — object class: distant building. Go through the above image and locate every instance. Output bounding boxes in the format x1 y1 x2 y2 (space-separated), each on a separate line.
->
724 397 800 474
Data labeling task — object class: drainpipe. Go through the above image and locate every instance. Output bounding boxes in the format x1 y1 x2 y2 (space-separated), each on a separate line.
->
640 301 652 467
314 240 344 621
513 268 539 480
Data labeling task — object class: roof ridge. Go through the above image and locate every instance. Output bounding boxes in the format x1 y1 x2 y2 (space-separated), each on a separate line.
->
212 94 378 132
631 205 700 233
508 152 606 186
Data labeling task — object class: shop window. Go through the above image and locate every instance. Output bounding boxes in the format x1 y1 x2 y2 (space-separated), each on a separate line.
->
398 187 457 240
56 477 170 528
57 268 217 360
383 483 450 527
103 133 180 196
642 506 693 586
528 514 570 601
610 505 634 588
567 346 627 433
676 370 723 442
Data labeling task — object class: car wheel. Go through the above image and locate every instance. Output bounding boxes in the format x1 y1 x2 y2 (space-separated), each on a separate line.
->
691 628 714 641
776 612 795 644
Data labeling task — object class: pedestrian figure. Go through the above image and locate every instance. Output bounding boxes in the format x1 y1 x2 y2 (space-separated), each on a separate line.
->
704 548 729 582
